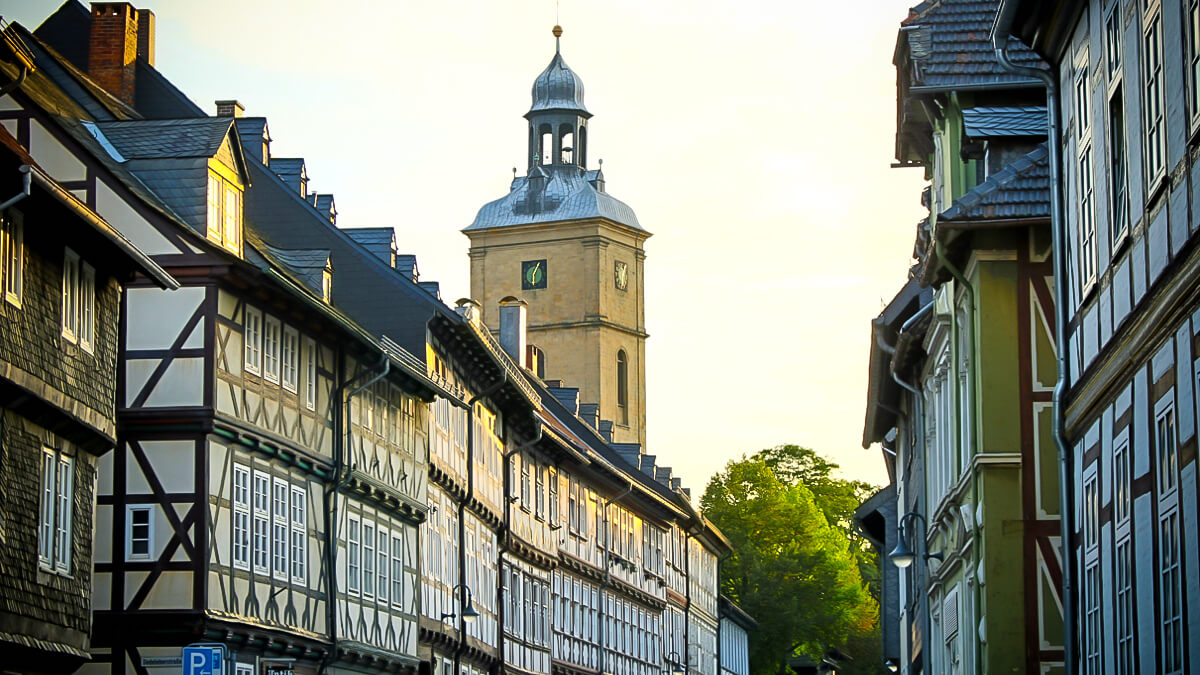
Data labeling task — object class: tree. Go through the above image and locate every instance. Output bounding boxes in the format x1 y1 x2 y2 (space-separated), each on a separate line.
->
701 445 879 675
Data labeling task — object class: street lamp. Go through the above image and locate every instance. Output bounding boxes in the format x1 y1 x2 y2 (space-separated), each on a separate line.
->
889 512 943 569
663 651 685 674
439 583 481 623
884 657 900 672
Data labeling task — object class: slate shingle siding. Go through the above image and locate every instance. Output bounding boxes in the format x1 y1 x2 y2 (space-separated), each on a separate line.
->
0 210 122 423
0 411 98 655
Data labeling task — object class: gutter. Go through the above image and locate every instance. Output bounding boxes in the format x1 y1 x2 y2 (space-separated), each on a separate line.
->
991 7 1075 674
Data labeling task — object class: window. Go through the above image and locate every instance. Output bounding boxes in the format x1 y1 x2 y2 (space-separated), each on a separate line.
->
1075 58 1097 290
232 465 250 570
1 210 22 306
521 455 531 508
304 337 317 410
377 525 389 605
1142 1 1166 188
39 448 73 573
363 522 376 598
128 506 152 560
1189 0 1200 126
207 170 242 253
549 468 559 529
290 485 306 583
282 326 299 393
252 471 270 573
391 531 404 609
348 517 361 594
322 269 332 303
617 350 629 424
244 306 262 375
1082 471 1102 675
536 463 546 520
1156 401 1183 674
263 316 281 383
61 250 96 352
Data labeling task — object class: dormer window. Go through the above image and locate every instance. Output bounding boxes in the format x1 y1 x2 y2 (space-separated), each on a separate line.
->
207 170 242 254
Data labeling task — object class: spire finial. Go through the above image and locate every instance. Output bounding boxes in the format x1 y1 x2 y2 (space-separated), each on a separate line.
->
553 24 562 53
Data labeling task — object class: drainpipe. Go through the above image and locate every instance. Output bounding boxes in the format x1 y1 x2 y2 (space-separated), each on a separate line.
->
933 240 983 675
320 349 389 674
887 300 934 674
454 372 507 675
991 9 1075 675
0 164 31 212
598 478 634 675
497 422 543 671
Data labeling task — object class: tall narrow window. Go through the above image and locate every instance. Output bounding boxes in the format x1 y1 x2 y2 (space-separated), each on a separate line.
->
290 485 306 583
348 517 361 594
263 316 281 383
363 521 376 598
1142 1 1166 188
61 249 80 342
304 337 317 410
80 263 94 352
282 326 299 393
1113 434 1134 675
1190 0 1200 125
1082 472 1102 674
252 471 270 573
207 171 242 253
1156 402 1183 674
1 210 22 306
377 526 389 605
232 465 250 570
244 306 262 375
1075 56 1097 290
39 448 73 573
391 531 404 609
272 479 289 580
128 506 152 560
617 350 629 425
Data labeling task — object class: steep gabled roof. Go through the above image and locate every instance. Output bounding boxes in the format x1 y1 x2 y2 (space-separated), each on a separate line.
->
938 142 1049 222
92 118 237 160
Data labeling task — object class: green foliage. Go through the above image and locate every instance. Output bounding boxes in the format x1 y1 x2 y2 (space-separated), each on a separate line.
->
702 445 880 675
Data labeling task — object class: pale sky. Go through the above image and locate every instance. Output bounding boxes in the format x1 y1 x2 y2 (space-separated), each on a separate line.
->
3 0 927 495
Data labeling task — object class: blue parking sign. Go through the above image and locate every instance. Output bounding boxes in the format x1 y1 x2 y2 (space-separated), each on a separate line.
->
183 644 225 675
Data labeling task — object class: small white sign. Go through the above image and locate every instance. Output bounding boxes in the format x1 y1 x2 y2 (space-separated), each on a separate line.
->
141 656 183 667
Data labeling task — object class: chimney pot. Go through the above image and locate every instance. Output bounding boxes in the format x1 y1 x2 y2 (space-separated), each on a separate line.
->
135 9 154 66
216 100 245 118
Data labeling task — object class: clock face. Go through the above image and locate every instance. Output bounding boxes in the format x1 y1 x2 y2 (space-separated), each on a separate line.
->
522 259 547 290
614 261 629 291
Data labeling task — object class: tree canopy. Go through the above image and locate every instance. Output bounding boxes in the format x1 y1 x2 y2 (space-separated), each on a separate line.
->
701 445 879 674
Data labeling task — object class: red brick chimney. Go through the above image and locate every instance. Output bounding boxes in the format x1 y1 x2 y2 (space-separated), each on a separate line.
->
88 3 155 106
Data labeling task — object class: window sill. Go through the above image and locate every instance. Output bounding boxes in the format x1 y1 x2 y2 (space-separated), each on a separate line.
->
1110 229 1131 261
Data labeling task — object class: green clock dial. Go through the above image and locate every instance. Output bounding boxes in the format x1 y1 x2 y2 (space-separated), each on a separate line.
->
522 259 547 290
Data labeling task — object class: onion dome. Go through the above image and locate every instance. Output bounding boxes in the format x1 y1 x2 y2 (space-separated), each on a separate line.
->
529 25 589 115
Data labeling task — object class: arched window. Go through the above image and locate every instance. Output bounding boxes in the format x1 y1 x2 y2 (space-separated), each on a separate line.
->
578 126 587 168
559 123 575 164
539 125 553 165
617 350 628 424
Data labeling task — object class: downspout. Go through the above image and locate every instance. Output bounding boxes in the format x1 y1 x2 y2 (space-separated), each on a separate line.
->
455 372 508 675
0 164 31 212
682 529 693 675
888 300 934 674
497 422 543 673
599 478 634 675
321 349 389 674
992 10 1075 675
934 240 982 675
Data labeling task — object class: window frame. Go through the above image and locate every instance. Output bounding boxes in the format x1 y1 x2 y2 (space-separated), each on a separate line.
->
232 465 251 570
252 470 271 574
61 248 80 343
348 515 361 595
1188 0 1200 133
207 169 242 254
391 530 404 610
127 505 153 561
290 484 307 584
282 325 299 393
39 447 73 574
1141 0 1167 193
1 209 23 307
1074 50 1097 293
1155 395 1183 674
304 336 317 410
263 315 281 384
244 306 263 376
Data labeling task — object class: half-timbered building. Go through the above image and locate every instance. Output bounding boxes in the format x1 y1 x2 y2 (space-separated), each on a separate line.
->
1000 0 1200 671
0 70 176 670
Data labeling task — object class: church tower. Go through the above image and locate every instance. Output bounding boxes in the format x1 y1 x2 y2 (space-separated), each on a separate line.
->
464 26 650 447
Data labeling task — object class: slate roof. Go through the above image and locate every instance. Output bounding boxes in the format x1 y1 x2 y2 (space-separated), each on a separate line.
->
529 41 589 115
252 239 330 298
92 118 236 159
466 165 643 232
396 254 419 281
343 227 395 266
235 117 270 162
962 105 1046 138
902 0 1042 90
939 142 1049 222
